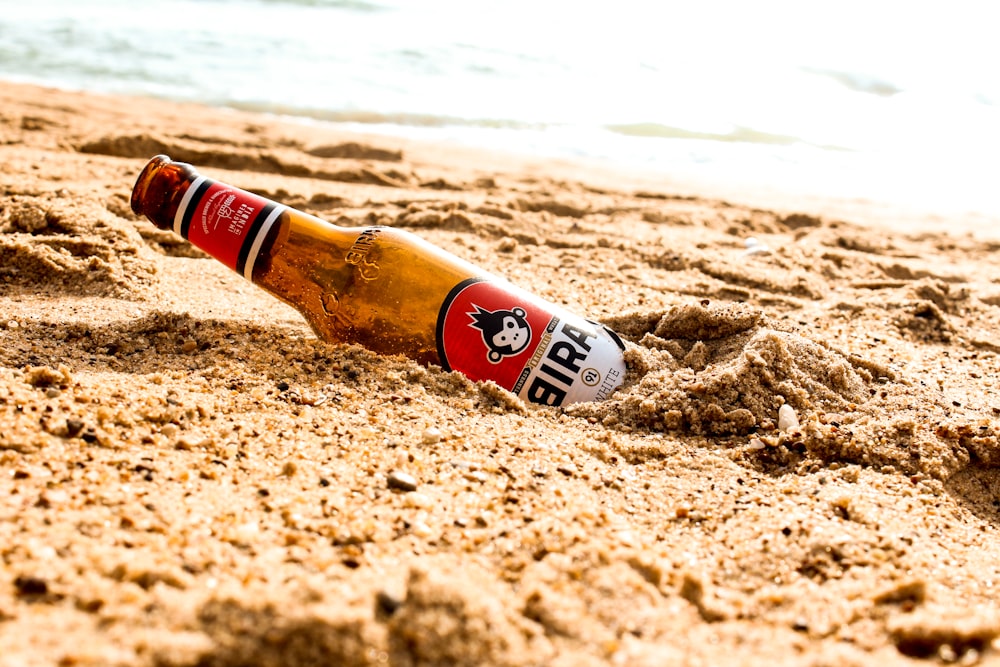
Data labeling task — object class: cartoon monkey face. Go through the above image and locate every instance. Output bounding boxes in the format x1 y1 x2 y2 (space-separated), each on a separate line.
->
468 305 532 363
492 313 529 352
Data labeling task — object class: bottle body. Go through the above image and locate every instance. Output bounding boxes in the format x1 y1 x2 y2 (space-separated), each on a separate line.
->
131 155 626 406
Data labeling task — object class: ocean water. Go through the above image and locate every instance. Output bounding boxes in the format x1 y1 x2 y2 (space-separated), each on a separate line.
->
2 0 998 217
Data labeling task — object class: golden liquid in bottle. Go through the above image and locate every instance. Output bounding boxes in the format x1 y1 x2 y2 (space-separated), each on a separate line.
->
252 212 476 366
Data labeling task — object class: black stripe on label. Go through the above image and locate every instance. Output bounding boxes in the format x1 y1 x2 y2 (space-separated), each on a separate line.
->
179 178 213 240
235 202 279 277
435 276 484 371
587 318 627 351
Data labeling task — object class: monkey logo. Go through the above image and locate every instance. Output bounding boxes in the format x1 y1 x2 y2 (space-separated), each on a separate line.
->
468 304 532 364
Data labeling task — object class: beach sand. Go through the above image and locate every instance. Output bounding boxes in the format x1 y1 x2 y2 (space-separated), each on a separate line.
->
2 80 1000 666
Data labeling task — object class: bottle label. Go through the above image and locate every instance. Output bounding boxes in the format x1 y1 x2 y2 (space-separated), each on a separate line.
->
174 176 286 280
436 278 626 406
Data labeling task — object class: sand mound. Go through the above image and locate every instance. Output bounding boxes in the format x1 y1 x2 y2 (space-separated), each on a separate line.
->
79 133 413 188
572 301 1000 478
1 193 158 298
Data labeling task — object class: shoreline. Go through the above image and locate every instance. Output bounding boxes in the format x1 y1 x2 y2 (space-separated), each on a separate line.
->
9 77 999 237
2 79 1000 666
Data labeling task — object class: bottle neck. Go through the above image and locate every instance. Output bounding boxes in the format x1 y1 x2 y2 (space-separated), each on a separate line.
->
174 177 288 281
132 155 286 280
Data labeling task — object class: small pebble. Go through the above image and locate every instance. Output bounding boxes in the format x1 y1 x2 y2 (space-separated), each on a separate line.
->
421 427 443 445
375 590 403 617
14 575 48 596
388 470 418 492
556 463 577 477
410 520 433 537
233 521 259 543
616 530 637 547
778 404 800 432
743 237 772 257
403 492 431 509
463 470 488 483
497 237 519 253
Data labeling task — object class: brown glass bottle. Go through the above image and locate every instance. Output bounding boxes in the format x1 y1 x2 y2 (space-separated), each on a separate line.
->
131 155 626 406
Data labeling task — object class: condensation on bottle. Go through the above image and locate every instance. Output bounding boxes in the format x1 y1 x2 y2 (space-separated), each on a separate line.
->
130 155 626 406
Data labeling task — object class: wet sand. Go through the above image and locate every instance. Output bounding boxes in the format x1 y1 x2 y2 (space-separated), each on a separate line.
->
2 81 1000 666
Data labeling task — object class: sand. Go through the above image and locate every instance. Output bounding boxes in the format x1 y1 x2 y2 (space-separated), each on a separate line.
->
2 80 1000 666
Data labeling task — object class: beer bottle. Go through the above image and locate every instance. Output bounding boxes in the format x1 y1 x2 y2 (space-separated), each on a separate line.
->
130 155 626 406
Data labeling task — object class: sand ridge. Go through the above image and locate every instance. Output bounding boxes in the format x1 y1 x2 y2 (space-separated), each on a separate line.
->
2 82 1000 666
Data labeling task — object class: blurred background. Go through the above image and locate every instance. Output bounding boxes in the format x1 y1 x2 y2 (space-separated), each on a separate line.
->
1 0 997 218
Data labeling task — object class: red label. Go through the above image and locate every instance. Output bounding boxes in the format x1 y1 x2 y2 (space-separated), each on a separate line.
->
177 180 282 277
436 278 628 406
437 278 554 390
